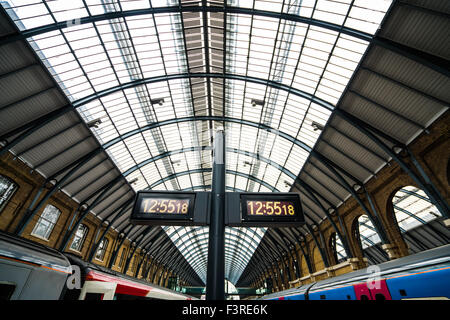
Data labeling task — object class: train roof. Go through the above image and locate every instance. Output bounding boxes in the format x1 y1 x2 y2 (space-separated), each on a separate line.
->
0 230 71 273
261 245 450 299
309 244 450 291
261 283 315 300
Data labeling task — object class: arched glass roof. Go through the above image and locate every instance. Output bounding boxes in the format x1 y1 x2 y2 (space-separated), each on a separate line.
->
2 0 392 284
357 187 442 250
393 187 442 232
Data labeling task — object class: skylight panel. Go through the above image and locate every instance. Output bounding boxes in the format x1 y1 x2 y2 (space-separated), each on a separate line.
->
120 0 151 11
139 162 160 181
106 141 135 172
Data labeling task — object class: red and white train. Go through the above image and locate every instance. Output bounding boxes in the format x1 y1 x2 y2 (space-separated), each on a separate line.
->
0 230 197 300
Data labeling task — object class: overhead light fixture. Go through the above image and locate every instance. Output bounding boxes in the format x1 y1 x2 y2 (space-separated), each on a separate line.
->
250 98 264 107
87 118 102 128
311 121 324 131
151 98 165 106
171 159 181 166
243 161 253 167
129 178 139 185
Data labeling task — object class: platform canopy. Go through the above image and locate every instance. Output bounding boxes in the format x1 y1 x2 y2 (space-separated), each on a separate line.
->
0 0 448 286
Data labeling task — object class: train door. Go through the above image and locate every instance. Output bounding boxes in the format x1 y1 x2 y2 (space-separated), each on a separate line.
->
353 280 392 300
78 281 117 300
353 283 371 300
0 263 31 300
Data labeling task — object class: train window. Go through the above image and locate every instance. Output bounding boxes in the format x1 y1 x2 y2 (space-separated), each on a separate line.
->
114 294 152 300
95 238 109 261
63 289 81 301
118 248 127 267
0 283 16 300
0 175 18 214
70 224 89 252
31 204 61 240
375 294 386 301
84 293 104 300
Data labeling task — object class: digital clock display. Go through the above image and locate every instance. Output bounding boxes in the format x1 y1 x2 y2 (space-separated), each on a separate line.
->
246 200 296 216
140 198 190 215
130 191 196 225
240 193 304 225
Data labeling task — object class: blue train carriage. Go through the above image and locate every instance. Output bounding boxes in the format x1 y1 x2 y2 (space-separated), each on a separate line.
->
259 244 450 300
261 283 314 300
383 245 450 300
0 230 71 300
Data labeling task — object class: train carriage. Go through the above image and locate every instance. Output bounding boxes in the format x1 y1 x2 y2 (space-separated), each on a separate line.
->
0 230 197 300
260 244 450 301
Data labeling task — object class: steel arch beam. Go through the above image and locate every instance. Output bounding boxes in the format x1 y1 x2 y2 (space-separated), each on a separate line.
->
165 224 264 244
183 245 258 274
71 72 334 112
9 4 445 78
145 168 280 192
123 146 297 180
171 229 260 254
0 5 372 46
165 226 262 272
1 79 321 158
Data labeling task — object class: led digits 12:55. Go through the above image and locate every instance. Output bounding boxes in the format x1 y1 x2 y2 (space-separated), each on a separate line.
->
141 198 189 214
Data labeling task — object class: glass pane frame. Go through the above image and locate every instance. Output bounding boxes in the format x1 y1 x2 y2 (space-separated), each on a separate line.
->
31 204 62 240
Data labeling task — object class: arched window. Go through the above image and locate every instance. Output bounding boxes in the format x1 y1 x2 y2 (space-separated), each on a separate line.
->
391 186 448 253
118 248 127 267
95 238 109 261
31 204 61 240
0 175 18 213
330 233 347 264
356 215 381 250
392 186 441 232
69 224 89 252
353 214 386 264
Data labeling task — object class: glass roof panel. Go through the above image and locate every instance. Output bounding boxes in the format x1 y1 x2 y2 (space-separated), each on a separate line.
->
2 0 391 284
393 186 442 232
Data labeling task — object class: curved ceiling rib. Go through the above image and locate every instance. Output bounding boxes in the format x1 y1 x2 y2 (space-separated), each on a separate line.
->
123 146 297 179
70 72 335 112
1 5 373 45
145 168 280 191
100 115 314 153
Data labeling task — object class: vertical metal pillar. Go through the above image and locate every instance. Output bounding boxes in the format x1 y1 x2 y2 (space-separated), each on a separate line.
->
206 130 226 300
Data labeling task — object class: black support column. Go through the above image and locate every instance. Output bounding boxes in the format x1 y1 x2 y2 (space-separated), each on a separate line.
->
206 130 226 300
